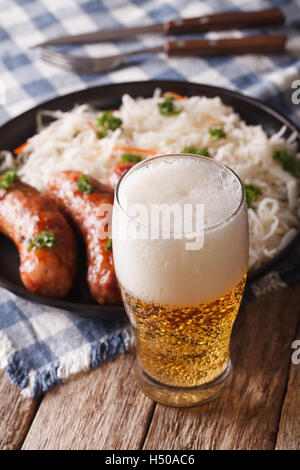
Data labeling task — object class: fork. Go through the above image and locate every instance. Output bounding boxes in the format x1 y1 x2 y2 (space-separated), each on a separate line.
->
40 45 163 74
40 34 286 74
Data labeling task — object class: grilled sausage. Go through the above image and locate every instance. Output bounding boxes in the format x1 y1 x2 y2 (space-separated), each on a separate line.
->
108 162 135 190
0 179 76 298
46 170 121 306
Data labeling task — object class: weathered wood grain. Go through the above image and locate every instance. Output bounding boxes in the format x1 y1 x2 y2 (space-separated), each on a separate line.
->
0 370 38 450
275 322 300 450
143 287 300 450
2 286 299 450
21 351 155 450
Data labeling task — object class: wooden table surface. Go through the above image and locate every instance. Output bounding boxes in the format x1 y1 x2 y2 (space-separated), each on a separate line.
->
0 284 299 450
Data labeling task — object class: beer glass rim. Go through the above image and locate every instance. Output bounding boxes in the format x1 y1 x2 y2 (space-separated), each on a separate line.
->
114 153 246 235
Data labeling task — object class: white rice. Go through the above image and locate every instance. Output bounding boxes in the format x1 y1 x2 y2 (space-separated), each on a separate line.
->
1 90 299 270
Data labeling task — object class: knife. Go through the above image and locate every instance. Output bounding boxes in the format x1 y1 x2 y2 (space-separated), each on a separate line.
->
33 7 285 47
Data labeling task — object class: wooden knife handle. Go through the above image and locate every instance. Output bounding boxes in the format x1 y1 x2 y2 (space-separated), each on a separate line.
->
164 7 285 35
165 34 287 57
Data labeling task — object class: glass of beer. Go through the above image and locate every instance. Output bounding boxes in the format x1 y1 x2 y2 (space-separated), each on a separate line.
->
112 154 248 407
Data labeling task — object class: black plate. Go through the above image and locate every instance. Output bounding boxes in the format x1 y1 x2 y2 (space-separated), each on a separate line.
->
0 80 299 318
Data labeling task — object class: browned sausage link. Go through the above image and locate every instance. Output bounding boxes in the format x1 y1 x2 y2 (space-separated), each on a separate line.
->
108 162 136 190
0 180 77 297
46 170 121 306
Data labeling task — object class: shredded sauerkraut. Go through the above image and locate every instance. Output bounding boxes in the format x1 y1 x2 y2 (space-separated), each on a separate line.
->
0 90 299 270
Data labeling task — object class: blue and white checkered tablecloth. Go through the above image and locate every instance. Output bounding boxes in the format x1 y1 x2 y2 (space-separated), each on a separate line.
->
0 0 299 397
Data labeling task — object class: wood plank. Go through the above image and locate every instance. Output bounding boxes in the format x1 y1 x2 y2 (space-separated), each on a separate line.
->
275 322 300 450
0 370 38 450
22 351 155 450
143 287 300 450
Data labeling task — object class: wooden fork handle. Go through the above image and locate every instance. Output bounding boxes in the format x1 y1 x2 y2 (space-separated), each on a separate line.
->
165 34 287 57
164 7 285 35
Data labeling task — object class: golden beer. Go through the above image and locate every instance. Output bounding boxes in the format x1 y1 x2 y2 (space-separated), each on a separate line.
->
112 154 249 406
121 273 246 388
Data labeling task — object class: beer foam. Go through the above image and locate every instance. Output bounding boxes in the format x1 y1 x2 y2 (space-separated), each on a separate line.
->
118 157 242 229
113 156 249 306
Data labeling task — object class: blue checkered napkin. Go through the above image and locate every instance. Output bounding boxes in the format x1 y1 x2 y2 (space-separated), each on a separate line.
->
0 0 300 397
1 0 300 126
0 287 134 397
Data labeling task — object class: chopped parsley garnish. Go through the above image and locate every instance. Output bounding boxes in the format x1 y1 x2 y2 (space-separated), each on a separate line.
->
97 111 122 138
77 174 94 194
121 153 142 163
97 130 108 139
209 127 227 141
29 231 56 250
181 145 211 158
105 237 112 250
273 149 300 177
244 183 262 208
0 166 19 190
157 96 181 116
